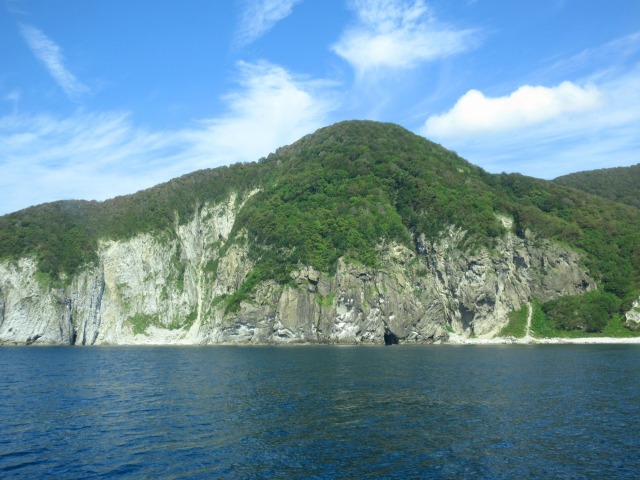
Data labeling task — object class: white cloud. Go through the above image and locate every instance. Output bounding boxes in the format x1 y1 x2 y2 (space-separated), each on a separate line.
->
332 0 476 76
0 61 336 215
19 24 88 100
235 0 301 48
423 81 604 138
419 67 640 179
182 61 337 165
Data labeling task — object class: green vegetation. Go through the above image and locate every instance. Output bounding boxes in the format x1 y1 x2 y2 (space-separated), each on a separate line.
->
127 311 196 334
0 162 267 280
542 290 620 333
498 304 528 337
34 271 54 289
530 299 557 338
317 293 335 307
491 173 640 310
530 297 640 338
602 315 640 338
127 313 157 335
224 122 505 309
554 163 640 209
0 120 639 326
168 309 198 330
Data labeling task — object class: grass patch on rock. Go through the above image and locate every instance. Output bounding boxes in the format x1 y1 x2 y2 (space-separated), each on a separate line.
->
498 304 528 338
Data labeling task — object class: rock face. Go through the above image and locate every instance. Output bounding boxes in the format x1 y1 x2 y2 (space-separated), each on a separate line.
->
0 194 596 345
625 298 640 331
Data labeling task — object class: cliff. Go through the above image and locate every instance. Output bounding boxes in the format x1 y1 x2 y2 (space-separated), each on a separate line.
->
0 198 595 345
1 121 638 344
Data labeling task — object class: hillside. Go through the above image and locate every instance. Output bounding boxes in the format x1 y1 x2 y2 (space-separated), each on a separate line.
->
1 121 639 344
554 164 640 209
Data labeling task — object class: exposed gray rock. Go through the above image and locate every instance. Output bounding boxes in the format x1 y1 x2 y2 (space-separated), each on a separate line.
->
0 193 597 345
625 297 640 331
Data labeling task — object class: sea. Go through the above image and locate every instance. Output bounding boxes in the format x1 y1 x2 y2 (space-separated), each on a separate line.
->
1 344 639 479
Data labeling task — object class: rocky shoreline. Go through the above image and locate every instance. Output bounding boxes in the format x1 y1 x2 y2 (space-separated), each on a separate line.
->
444 334 640 345
3 335 640 346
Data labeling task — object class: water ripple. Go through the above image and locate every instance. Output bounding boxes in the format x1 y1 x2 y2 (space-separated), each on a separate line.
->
1 345 639 478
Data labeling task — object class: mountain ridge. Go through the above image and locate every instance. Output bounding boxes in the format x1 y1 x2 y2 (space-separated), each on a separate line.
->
1 120 639 344
554 163 640 209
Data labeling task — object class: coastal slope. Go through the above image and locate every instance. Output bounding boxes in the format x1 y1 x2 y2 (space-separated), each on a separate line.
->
1 121 638 344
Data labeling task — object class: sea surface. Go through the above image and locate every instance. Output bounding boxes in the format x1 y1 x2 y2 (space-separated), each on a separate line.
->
1 344 639 479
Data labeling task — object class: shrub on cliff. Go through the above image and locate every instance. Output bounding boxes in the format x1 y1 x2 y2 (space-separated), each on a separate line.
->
542 290 621 333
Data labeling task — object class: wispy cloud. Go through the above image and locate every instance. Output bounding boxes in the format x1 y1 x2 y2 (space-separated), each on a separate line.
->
332 0 476 77
423 81 603 138
534 32 640 83
235 0 302 48
182 61 337 166
19 23 88 100
0 61 336 215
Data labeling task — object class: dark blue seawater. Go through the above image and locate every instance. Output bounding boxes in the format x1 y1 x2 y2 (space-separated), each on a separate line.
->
1 345 639 479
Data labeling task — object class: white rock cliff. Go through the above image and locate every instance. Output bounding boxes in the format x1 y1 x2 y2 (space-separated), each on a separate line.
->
0 193 598 345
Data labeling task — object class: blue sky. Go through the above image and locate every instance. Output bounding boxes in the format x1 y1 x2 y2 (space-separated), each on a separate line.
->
1 0 639 215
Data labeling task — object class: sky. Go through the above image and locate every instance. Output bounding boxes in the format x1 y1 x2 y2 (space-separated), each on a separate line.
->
1 0 639 215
